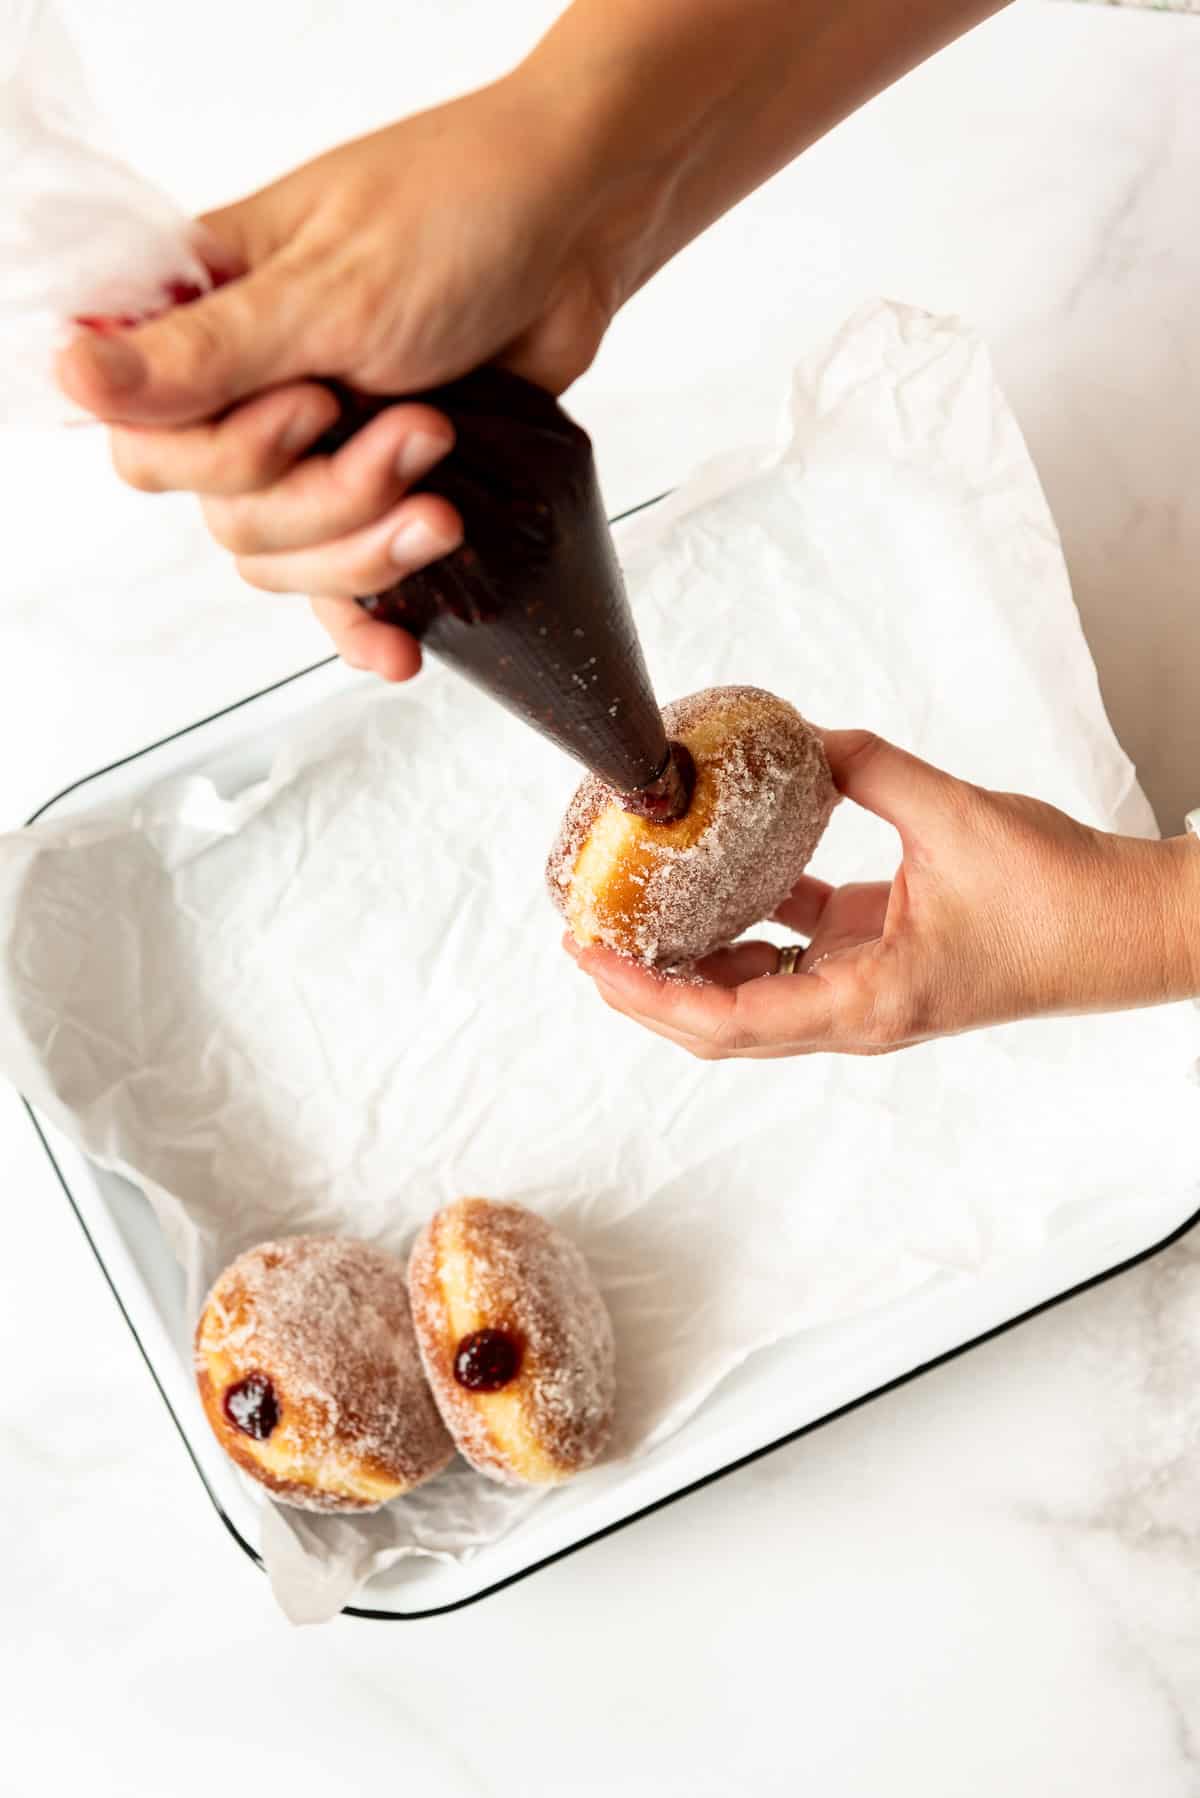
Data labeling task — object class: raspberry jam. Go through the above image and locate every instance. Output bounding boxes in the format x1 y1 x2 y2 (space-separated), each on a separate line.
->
73 274 212 336
453 1329 522 1392
224 1372 280 1440
621 740 696 823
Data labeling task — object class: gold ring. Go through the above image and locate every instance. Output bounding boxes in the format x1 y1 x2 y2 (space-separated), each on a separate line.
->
776 943 804 976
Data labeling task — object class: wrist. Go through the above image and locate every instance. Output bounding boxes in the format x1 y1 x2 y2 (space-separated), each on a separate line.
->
1169 828 1200 999
499 54 696 313
1105 832 1200 1009
507 4 788 307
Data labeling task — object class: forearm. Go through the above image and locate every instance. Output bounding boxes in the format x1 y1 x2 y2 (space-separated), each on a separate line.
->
1094 832 1200 1013
1147 833 1200 1004
515 0 1010 301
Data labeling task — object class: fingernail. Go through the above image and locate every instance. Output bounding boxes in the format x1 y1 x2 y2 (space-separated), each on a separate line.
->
395 430 451 483
83 334 144 395
389 517 450 567
281 401 332 454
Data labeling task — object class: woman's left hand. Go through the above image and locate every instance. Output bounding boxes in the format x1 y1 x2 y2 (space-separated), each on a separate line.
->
565 730 1200 1060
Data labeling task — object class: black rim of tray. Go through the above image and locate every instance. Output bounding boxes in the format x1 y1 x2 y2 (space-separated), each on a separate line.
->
22 494 1200 1620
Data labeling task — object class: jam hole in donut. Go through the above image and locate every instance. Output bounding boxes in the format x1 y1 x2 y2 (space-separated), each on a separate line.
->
454 1328 523 1392
224 1372 280 1440
621 740 696 825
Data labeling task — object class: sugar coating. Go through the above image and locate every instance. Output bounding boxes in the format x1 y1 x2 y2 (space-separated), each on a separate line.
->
194 1235 453 1512
408 1199 616 1487
547 685 838 967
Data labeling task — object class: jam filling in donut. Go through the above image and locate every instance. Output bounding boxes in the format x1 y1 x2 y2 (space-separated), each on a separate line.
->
224 1372 280 1440
621 740 696 824
454 1328 523 1393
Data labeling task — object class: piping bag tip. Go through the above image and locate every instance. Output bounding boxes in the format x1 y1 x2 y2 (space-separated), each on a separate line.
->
620 740 696 824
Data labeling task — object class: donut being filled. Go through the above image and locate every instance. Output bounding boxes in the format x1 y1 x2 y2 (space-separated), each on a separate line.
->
547 685 837 967
194 1235 454 1513
408 1198 615 1487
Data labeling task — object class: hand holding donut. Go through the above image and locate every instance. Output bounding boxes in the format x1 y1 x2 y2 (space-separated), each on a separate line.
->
567 730 1200 1060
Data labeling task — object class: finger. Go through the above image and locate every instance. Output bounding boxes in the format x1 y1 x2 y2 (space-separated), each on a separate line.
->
574 948 732 1033
562 933 775 998
590 981 721 1057
235 492 463 599
202 404 454 553
309 596 422 682
190 219 248 287
691 941 780 988
800 882 892 963
820 730 959 846
772 875 835 935
577 945 833 1056
590 973 829 1062
56 254 316 425
195 199 274 278
109 383 340 497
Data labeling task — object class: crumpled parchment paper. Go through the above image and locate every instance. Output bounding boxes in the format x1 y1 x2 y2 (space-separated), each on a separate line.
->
2 302 1194 1622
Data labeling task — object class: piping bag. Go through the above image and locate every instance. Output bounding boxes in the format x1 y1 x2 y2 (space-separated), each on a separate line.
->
313 371 695 823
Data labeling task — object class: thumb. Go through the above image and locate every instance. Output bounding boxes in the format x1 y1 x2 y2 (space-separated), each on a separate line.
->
56 256 312 426
820 729 961 844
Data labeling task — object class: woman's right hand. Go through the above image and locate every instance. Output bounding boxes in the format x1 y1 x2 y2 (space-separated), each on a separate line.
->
55 75 629 678
57 0 1013 680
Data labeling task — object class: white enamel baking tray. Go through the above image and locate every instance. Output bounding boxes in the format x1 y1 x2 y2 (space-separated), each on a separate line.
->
23 599 1200 1621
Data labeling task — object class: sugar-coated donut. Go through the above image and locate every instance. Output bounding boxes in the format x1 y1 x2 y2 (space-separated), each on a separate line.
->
547 685 837 967
408 1199 615 1487
195 1235 454 1513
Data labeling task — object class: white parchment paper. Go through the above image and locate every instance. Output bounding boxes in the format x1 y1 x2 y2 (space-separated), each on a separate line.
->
2 302 1195 1621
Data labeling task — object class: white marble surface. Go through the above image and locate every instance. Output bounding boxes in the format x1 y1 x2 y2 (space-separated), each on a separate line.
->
2 1 1199 1790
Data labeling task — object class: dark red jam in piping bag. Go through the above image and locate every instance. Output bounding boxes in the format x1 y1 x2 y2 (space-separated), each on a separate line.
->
312 369 694 819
